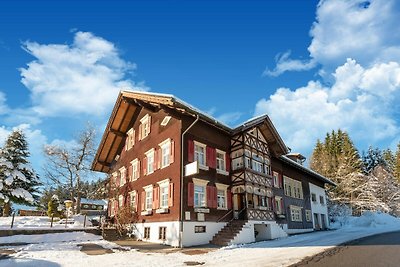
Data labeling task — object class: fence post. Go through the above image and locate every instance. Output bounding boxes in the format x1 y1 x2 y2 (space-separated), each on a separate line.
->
11 212 15 229
84 214 87 228
50 213 54 228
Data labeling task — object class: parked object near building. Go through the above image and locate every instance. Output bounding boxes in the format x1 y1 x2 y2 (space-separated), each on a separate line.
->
92 91 335 247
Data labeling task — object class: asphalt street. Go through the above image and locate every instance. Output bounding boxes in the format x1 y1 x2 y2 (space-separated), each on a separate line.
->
292 231 400 267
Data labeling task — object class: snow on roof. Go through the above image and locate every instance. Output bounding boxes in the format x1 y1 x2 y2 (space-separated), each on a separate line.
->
279 155 336 186
79 198 107 206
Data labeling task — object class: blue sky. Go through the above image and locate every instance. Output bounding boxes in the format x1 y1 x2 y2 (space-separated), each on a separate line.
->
1 0 400 179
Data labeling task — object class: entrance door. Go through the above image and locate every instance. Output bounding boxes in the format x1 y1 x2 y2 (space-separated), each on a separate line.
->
321 214 327 230
313 213 320 230
234 193 246 219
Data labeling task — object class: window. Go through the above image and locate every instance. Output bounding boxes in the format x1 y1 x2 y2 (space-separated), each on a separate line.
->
144 227 150 239
216 150 226 172
140 114 151 140
275 197 283 214
144 187 153 210
145 149 155 175
194 226 206 233
194 142 206 167
311 193 316 202
283 176 303 199
83 204 89 209
305 210 312 222
125 128 135 150
92 205 97 209
112 172 118 187
217 190 226 209
118 195 124 208
290 206 302 222
273 171 280 188
194 185 206 207
232 157 243 170
161 116 171 126
110 199 115 216
159 139 171 168
119 167 126 186
160 184 169 208
131 159 140 180
319 195 325 205
159 227 167 240
130 191 137 211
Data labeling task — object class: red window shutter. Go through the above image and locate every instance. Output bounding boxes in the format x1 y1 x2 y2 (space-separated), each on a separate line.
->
206 147 216 168
225 153 230 172
206 186 213 207
213 187 218 208
155 149 160 170
143 157 147 175
279 174 283 188
169 140 175 164
187 182 194 207
153 187 158 209
168 183 174 207
141 191 145 211
227 190 232 209
188 139 194 162
212 148 217 169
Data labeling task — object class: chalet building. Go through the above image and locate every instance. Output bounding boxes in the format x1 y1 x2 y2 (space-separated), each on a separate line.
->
92 91 335 247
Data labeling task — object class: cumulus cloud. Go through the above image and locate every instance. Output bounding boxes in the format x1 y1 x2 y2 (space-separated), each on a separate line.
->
216 112 242 126
256 58 400 152
263 51 317 77
20 31 148 117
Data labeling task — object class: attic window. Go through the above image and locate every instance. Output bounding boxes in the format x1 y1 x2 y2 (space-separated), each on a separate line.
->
161 116 171 126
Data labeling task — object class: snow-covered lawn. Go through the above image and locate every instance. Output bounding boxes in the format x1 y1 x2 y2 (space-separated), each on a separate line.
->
0 215 93 230
1 212 400 267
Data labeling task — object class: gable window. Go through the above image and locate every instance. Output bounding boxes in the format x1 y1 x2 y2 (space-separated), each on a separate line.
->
119 167 126 186
139 114 151 140
159 139 171 168
290 206 302 222
194 141 206 167
145 149 155 175
319 195 325 205
131 159 140 180
125 128 135 150
129 191 137 211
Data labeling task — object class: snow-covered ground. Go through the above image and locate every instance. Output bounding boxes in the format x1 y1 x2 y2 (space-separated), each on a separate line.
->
1 212 400 267
0 215 93 230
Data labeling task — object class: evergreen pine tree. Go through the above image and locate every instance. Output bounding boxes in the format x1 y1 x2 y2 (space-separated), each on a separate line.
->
395 143 400 183
47 194 62 217
0 130 41 216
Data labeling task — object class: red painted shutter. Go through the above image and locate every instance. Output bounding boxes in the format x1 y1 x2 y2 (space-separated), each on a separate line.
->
187 182 194 207
206 186 213 208
213 187 218 208
153 187 158 209
188 139 194 162
168 183 174 207
206 147 215 168
169 140 175 164
156 149 160 170
227 190 232 209
212 148 217 169
225 153 230 172
141 191 145 211
279 174 283 188
143 157 147 175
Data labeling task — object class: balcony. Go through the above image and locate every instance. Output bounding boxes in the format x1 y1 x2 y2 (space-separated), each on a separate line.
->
245 169 273 187
247 208 275 221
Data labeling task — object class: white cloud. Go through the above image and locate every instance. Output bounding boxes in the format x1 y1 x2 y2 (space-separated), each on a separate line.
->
256 59 400 153
20 31 148 117
216 112 242 126
0 91 9 115
264 51 317 77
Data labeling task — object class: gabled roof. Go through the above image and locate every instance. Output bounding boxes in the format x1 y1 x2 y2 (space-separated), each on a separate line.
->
279 155 336 186
92 90 289 173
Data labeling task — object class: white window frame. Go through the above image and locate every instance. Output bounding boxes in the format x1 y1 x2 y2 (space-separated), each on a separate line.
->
215 183 229 210
119 167 126 186
125 128 135 150
140 114 151 140
290 206 302 222
159 139 171 169
192 178 209 208
305 210 312 222
131 159 139 181
275 196 282 214
157 178 170 209
273 171 279 188
118 195 124 208
145 149 155 175
194 141 207 169
143 185 153 211
216 149 228 175
112 172 118 187
130 191 137 211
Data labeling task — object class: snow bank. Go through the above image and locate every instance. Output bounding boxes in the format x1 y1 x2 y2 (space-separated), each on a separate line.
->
345 211 400 228
0 215 93 229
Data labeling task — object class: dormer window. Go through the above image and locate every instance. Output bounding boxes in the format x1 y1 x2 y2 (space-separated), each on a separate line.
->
125 128 135 150
139 114 151 140
161 116 171 126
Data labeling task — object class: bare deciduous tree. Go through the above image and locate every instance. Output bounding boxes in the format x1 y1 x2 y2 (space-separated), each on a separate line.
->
43 125 96 214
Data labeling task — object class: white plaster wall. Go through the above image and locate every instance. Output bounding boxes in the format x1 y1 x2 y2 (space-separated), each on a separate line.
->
231 221 255 244
254 221 287 241
309 183 329 229
133 221 180 247
182 221 227 247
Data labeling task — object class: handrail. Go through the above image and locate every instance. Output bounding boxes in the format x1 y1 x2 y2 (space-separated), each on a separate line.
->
229 207 246 223
217 209 233 222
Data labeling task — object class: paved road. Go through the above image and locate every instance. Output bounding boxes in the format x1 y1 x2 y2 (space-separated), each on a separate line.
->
292 231 400 267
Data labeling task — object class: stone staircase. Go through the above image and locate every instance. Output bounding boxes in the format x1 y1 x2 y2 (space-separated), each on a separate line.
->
210 220 247 246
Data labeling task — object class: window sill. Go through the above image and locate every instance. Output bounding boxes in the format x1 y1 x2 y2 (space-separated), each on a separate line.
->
141 210 153 216
199 165 209 171
194 208 210 213
217 207 228 211
216 169 229 176
156 208 169 214
160 164 171 170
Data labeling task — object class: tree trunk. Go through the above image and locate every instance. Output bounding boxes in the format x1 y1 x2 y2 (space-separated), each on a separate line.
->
3 202 11 217
76 175 81 214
